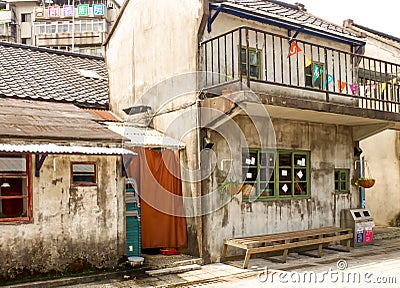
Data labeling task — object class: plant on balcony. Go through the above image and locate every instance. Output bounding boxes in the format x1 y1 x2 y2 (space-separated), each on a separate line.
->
356 177 375 188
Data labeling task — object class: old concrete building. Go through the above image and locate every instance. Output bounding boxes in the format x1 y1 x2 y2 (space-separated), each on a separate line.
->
0 0 120 56
0 42 131 280
344 20 400 226
105 0 400 263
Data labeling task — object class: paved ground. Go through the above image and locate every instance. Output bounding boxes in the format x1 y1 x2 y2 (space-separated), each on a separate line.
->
61 227 400 288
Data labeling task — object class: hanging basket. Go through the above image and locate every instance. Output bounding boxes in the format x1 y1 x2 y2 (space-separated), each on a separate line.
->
358 178 375 188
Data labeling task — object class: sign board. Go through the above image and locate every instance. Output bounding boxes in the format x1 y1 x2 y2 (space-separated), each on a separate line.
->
48 6 60 18
77 4 89 16
92 4 105 16
34 7 45 18
63 5 74 17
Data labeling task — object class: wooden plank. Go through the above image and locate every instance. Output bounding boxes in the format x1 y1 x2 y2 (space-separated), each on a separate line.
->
222 228 353 269
281 239 289 263
246 234 352 255
230 227 352 246
221 244 228 259
226 227 351 242
243 250 252 269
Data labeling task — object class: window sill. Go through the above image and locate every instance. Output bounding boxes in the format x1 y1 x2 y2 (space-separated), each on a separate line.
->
71 183 97 187
0 217 33 224
243 195 310 202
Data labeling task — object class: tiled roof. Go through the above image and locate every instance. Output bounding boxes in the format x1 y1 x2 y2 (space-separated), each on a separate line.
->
210 0 359 39
352 22 400 44
107 122 185 149
0 42 109 109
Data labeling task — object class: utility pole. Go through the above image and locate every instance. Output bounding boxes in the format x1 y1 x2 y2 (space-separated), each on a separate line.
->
71 0 74 51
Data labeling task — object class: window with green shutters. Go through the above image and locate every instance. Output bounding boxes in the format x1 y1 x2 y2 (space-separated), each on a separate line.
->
335 169 349 193
242 149 310 201
240 47 261 80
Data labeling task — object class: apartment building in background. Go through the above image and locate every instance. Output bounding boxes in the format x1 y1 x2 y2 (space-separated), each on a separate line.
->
0 0 120 56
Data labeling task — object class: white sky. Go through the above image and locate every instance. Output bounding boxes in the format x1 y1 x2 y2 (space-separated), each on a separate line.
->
284 0 400 38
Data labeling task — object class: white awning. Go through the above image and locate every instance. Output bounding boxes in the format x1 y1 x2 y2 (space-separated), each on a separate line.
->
106 123 185 149
0 143 136 155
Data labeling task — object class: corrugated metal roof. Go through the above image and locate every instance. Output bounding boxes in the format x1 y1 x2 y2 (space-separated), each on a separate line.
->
0 98 122 142
0 143 135 155
107 123 185 149
84 109 121 122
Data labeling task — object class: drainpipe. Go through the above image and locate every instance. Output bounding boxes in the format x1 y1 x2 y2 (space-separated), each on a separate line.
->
359 156 365 208
195 98 203 259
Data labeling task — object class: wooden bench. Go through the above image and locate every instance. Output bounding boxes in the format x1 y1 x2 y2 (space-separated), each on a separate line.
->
221 226 353 269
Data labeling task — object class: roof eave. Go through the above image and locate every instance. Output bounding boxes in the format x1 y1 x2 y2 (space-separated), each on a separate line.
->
211 4 365 47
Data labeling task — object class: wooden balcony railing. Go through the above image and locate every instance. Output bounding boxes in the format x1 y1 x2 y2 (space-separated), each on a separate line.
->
200 26 400 113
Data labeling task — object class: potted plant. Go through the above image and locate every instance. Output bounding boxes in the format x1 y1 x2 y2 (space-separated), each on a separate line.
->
218 180 243 197
356 177 375 188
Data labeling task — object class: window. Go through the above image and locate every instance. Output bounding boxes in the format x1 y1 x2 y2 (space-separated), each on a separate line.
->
305 61 324 89
240 47 261 80
0 23 8 36
335 169 349 193
71 163 96 185
21 38 31 45
0 155 31 222
21 13 31 23
242 149 309 201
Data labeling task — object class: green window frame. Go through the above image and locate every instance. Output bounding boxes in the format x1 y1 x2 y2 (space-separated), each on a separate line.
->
240 47 261 80
305 61 324 90
242 149 310 201
335 169 349 193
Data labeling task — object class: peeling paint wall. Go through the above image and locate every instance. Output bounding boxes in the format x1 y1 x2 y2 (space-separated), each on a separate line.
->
202 117 358 263
361 131 400 225
106 0 205 119
354 29 400 225
0 154 124 280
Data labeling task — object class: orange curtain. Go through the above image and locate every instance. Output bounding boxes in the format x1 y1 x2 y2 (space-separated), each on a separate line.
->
127 147 187 249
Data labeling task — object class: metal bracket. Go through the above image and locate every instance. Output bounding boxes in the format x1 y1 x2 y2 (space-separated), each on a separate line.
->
355 44 365 54
207 6 222 33
35 153 48 177
288 28 302 43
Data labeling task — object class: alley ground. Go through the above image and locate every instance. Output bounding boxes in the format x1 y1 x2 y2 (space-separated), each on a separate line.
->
49 226 400 288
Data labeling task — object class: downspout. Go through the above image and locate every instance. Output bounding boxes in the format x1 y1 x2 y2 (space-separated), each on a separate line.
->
359 156 365 208
195 0 209 260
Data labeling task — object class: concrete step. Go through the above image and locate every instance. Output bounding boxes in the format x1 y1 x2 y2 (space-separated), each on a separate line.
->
145 264 201 277
143 254 203 270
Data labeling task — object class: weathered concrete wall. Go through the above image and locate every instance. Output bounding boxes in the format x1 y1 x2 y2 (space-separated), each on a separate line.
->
353 30 400 225
202 117 358 263
361 131 400 225
0 154 124 279
106 0 205 119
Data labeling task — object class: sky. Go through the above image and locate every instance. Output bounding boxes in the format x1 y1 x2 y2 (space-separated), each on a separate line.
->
283 0 400 38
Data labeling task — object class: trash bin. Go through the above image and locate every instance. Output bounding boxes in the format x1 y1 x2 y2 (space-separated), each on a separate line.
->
340 208 374 247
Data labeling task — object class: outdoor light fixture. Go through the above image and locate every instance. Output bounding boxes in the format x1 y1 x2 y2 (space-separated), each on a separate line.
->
203 137 214 149
1 182 10 188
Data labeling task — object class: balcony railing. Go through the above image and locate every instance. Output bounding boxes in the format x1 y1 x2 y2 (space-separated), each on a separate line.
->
33 19 107 35
200 26 400 113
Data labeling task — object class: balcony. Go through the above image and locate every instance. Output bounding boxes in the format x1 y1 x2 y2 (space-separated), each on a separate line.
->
199 26 400 131
32 19 107 47
0 10 11 23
